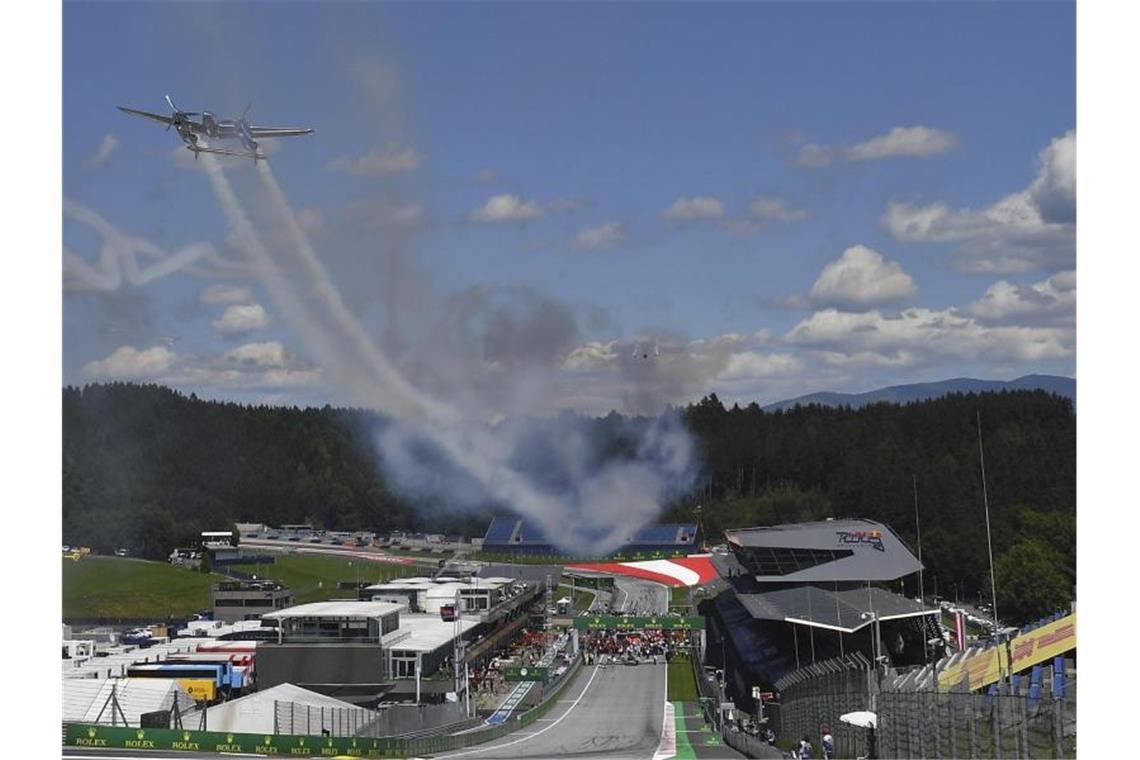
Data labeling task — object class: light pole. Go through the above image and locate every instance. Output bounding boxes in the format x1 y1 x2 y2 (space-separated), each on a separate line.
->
861 609 883 714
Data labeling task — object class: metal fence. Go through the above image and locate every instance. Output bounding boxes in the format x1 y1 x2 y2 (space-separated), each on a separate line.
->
773 655 1077 759
274 699 469 738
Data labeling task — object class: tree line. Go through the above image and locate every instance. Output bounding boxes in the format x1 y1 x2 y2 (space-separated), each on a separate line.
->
62 383 1075 623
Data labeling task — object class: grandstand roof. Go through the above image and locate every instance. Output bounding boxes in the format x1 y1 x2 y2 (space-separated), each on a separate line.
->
723 518 922 583
733 584 934 633
482 517 698 547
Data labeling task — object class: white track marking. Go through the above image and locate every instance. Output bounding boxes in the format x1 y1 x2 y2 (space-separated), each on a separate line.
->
434 665 601 759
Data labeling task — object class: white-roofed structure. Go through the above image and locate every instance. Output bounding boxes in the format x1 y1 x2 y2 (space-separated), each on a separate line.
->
63 639 204 681
262 601 403 643
64 678 194 726
184 683 365 735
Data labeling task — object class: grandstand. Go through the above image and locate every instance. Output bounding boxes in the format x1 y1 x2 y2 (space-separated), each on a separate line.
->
702 518 942 715
481 517 699 559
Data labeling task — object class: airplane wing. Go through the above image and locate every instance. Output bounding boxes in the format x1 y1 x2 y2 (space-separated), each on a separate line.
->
118 106 175 127
248 126 314 138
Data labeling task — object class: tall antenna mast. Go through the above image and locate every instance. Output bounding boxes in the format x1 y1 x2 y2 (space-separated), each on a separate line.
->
977 410 1002 675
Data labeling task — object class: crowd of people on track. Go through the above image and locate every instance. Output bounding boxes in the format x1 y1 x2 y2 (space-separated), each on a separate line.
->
582 629 692 664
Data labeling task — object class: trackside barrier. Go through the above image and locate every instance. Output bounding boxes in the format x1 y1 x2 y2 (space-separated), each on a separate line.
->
64 656 584 758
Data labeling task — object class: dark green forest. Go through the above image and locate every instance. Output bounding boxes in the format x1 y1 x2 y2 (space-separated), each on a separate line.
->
62 383 1075 623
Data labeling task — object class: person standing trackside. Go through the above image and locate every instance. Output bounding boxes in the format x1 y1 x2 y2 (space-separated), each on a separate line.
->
797 736 813 759
820 725 834 760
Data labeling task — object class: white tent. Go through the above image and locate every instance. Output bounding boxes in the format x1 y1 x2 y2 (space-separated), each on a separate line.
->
186 683 363 735
63 678 194 725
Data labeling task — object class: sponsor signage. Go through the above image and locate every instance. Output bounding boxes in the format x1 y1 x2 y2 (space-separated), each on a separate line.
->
572 615 705 630
836 530 885 552
65 725 402 757
938 612 1076 692
504 666 549 682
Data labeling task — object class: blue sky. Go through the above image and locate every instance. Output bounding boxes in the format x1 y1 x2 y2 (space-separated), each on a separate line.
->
62 1 1076 414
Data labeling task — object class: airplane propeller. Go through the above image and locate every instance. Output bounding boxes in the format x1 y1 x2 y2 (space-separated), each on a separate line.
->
164 94 199 130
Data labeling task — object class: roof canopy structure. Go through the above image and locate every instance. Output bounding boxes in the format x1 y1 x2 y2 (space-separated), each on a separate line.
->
734 583 936 633
262 600 403 621
724 518 922 583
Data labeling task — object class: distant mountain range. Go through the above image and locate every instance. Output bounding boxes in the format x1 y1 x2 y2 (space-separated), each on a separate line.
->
763 374 1075 412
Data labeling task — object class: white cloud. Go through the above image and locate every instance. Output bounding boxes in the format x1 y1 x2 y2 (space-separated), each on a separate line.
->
808 245 917 307
717 352 803 381
846 126 960 162
572 222 627 249
966 270 1076 324
561 341 619 371
90 134 119 166
212 303 269 334
663 196 725 221
787 307 1072 363
469 194 544 223
329 144 424 176
82 346 177 380
199 284 254 305
750 197 810 223
797 144 835 168
225 341 290 368
797 126 959 168
1027 130 1076 224
882 130 1075 273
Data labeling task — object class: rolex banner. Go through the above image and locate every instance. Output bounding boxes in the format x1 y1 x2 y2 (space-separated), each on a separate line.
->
65 724 408 757
572 615 705 630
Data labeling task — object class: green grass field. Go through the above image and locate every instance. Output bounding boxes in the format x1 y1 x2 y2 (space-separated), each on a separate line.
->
666 657 700 702
557 584 596 612
63 556 224 619
226 551 419 603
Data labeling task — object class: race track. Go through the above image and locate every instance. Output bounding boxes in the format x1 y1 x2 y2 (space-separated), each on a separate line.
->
438 662 665 760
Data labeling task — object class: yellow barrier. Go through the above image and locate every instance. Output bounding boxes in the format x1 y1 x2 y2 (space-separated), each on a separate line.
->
939 612 1076 692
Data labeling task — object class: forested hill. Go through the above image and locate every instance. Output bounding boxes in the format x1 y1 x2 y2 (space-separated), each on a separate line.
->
63 383 1075 621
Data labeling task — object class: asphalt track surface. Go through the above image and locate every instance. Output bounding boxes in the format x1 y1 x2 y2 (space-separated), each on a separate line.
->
436 662 665 759
613 577 669 616
61 663 748 760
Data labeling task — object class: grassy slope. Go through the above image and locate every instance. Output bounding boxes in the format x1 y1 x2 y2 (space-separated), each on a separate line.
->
557 584 596 612
63 556 223 619
226 552 418 603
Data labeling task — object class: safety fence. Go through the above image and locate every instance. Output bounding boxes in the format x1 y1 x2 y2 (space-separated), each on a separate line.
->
774 654 1077 759
274 698 468 738
64 655 585 757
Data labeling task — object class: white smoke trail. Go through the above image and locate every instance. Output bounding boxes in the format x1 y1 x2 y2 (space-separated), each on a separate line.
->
63 199 233 291
198 152 394 408
254 161 689 552
198 155 698 555
255 161 440 420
